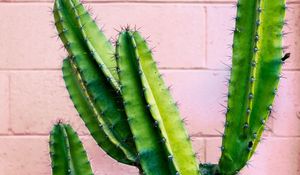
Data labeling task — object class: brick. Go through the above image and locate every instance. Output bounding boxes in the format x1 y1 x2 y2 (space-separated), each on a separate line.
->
0 4 65 69
273 71 300 136
240 138 300 175
0 3 205 69
206 5 235 69
205 137 300 175
0 73 9 134
0 136 51 175
10 71 88 134
205 137 222 163
81 137 138 175
191 137 206 162
93 3 205 68
162 70 227 136
10 69 228 136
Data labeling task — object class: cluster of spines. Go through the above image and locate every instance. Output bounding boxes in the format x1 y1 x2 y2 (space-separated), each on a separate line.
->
116 28 200 175
219 0 287 174
54 0 138 165
49 122 94 175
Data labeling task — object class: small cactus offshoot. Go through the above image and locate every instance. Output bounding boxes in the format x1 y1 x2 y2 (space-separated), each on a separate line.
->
49 123 94 175
50 0 287 174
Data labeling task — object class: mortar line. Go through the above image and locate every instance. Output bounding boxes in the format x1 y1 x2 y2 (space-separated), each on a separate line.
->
204 5 208 68
0 1 237 4
0 1 299 4
1 68 300 71
204 138 207 162
1 134 299 137
7 73 12 135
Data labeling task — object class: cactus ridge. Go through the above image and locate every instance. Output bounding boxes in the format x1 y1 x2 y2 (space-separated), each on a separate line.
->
49 122 94 175
54 0 137 163
62 58 135 164
55 0 119 90
248 0 286 158
219 0 286 174
116 30 172 175
129 30 200 175
219 0 261 172
67 0 120 91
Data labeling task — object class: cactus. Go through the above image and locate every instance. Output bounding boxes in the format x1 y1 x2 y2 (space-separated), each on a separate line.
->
49 122 93 175
50 0 287 174
218 0 287 174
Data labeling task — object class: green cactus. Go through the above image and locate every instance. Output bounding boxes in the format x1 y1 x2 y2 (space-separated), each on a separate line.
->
49 122 93 175
50 0 287 174
54 0 138 165
218 0 287 174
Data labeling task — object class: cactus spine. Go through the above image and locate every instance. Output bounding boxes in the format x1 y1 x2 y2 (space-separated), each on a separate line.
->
50 0 287 174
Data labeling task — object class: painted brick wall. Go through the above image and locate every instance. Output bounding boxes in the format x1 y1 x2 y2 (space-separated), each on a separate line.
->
0 0 299 174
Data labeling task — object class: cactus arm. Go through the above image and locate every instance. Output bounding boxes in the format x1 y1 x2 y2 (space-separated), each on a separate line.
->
60 0 119 91
54 0 119 91
62 58 135 165
116 30 171 175
219 0 261 173
131 31 200 175
54 0 137 162
49 124 69 175
49 123 93 175
219 0 286 174
249 0 286 157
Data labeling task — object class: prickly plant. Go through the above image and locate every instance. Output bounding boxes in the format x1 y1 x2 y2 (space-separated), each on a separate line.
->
49 123 94 175
50 0 288 174
218 0 287 174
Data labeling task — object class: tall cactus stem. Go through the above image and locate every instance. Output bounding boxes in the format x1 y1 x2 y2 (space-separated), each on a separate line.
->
117 30 172 175
54 0 138 163
219 0 286 174
126 29 200 175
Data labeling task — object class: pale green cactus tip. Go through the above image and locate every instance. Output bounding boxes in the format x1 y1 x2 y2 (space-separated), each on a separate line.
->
50 0 288 174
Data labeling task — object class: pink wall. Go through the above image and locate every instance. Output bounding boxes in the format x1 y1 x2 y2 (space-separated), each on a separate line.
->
0 0 299 174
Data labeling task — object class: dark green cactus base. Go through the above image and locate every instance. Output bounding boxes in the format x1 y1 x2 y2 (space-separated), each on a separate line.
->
200 164 220 175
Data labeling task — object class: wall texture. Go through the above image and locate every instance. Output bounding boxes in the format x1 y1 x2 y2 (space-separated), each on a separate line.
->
0 0 299 174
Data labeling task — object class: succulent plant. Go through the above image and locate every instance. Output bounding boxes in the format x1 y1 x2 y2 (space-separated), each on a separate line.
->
218 0 287 174
50 0 287 174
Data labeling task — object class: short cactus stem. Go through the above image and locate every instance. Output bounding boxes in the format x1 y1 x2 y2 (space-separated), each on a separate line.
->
49 122 94 175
